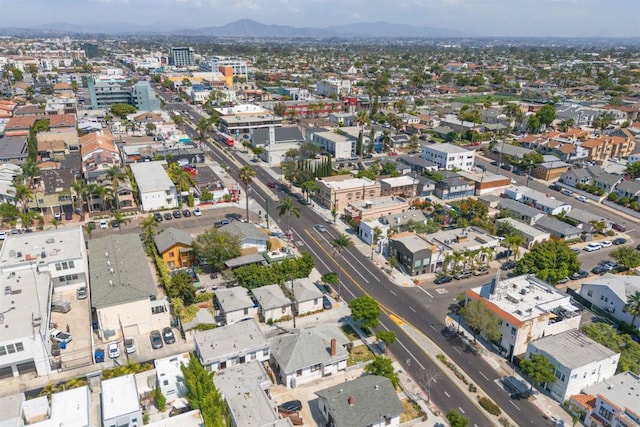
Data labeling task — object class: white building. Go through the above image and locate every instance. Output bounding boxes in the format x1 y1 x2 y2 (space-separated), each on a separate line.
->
201 55 248 79
251 285 292 323
194 319 270 372
467 275 582 360
129 161 179 212
503 186 572 216
579 274 640 330
316 78 352 98
0 227 87 378
290 278 324 315
311 130 354 160
526 330 620 403
101 374 143 427
30 386 91 427
214 287 258 325
154 352 191 404
421 143 475 171
146 410 204 427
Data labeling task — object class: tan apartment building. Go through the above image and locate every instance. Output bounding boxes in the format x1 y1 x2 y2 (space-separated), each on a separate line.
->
379 175 419 198
316 175 381 211
581 135 635 163
344 195 409 221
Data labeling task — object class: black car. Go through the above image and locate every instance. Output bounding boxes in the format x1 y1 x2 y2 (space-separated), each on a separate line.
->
214 219 231 228
434 275 453 285
322 296 332 310
613 238 627 245
182 209 192 217
154 213 163 222
548 184 561 191
501 260 518 271
172 210 182 218
500 164 512 171
571 270 589 280
150 330 163 349
490 161 500 167
162 327 176 344
278 400 302 413
591 266 608 275
164 212 173 220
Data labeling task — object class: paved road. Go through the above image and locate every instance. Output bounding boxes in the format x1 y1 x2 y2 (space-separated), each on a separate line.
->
166 103 549 426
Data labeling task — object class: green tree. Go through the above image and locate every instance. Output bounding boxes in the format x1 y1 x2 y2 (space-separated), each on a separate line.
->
109 103 137 119
376 330 397 353
192 227 242 271
106 166 126 210
348 295 380 330
155 386 166 411
610 246 640 270
238 166 256 222
592 112 612 134
504 233 525 261
515 240 580 284
168 271 196 306
181 353 228 426
535 104 556 127
527 115 541 133
0 202 19 222
581 322 640 373
277 197 300 234
321 272 339 287
624 291 640 328
520 353 557 392
141 215 158 245
364 356 399 388
625 161 640 179
446 409 469 427
459 300 502 343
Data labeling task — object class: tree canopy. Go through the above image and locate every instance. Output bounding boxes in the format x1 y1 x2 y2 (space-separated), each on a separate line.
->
520 353 557 391
233 252 315 289
364 356 399 388
192 227 242 271
348 295 380 330
459 300 501 342
446 409 469 427
167 271 196 306
610 246 640 270
181 353 228 426
515 240 580 284
109 103 137 119
581 323 640 374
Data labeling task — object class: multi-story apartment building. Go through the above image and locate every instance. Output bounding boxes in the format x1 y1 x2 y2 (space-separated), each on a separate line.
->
170 47 195 67
200 55 248 79
421 143 475 171
316 175 381 211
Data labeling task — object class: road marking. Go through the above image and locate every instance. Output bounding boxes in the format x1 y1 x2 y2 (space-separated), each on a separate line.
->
453 347 462 355
435 288 448 295
396 339 426 370
409 306 417 313
509 401 521 411
415 286 434 299
479 371 489 381
302 229 369 283
444 391 451 398
388 314 405 326
458 407 465 414
389 289 397 296
429 324 437 332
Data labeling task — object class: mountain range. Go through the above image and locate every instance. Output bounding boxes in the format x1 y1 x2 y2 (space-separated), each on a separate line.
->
0 19 464 38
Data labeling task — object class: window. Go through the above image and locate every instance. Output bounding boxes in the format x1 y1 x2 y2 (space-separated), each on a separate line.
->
6 344 15 354
0 346 5 356
15 342 24 352
244 308 249 315
598 406 613 421
587 290 593 297
310 364 320 372
296 369 303 377
511 327 516 335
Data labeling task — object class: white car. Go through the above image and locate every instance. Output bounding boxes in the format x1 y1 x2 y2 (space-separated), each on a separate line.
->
584 243 602 252
0 231 6 240
575 195 588 203
107 342 120 359
99 220 108 229
193 208 202 216
124 337 136 354
600 240 612 248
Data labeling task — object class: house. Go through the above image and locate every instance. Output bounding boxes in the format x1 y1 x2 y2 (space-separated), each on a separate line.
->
534 216 583 240
154 353 191 404
218 222 268 254
560 168 594 188
315 375 403 427
421 143 475 171
579 274 640 329
290 278 324 315
497 198 546 225
79 130 120 181
388 233 438 276
398 155 439 175
3 116 37 137
316 175 381 211
344 195 409 221
89 233 168 341
496 218 550 249
504 186 572 216
593 172 623 193
381 210 430 233
569 371 640 427
526 330 620 403
379 175 419 198
466 274 582 360
409 173 436 198
358 218 390 250
492 141 533 160
251 284 292 323
29 168 77 217
0 393 24 426
129 161 179 212
0 136 29 164
311 130 353 160
250 125 304 147
37 138 68 161
566 209 610 234
38 129 80 152
194 319 270 372
456 169 512 195
38 386 91 427
0 227 87 378
434 172 475 200
101 374 143 427
270 325 349 388
154 227 195 270
214 288 258 325
146 411 204 427
615 180 640 200
48 113 77 132
531 160 571 181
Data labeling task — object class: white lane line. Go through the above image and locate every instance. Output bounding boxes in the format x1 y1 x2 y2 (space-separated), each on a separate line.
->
343 250 376 282
509 401 521 411
458 407 465 414
409 306 417 313
415 285 434 299
479 371 490 381
429 324 437 332
395 339 426 370
453 347 462 355
389 289 397 296
444 391 451 398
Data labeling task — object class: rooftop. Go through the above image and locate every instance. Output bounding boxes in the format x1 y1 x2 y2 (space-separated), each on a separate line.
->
213 361 271 395
194 319 268 365
349 195 408 210
390 233 433 253
251 284 291 311
531 330 619 370
318 175 379 191
423 142 473 154
48 385 90 426
426 226 501 252
145 410 204 427
0 393 24 424
101 374 140 420
154 352 191 402
129 161 175 193
582 371 640 415
379 175 419 187
154 227 193 254
215 287 255 313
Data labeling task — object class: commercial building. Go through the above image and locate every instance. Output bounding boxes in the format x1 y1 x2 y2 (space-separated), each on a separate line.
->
131 81 161 111
526 330 620 402
421 143 475 171
87 77 161 110
311 130 354 160
170 47 195 67
201 55 248 79
129 161 179 212
466 274 582 360
344 195 409 221
389 233 439 276
316 175 381 211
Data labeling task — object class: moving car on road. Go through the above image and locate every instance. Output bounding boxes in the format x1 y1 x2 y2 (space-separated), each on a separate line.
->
314 224 327 233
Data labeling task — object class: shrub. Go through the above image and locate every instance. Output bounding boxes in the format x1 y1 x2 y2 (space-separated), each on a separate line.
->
478 396 501 416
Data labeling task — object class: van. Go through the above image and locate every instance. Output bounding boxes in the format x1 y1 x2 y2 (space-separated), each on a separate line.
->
51 300 72 313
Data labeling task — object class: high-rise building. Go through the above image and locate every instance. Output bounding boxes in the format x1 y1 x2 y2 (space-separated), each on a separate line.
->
200 56 248 79
170 47 195 67
87 77 161 111
83 43 99 58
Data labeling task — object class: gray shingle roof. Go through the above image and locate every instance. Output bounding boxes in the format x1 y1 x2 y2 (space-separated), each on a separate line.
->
315 375 403 426
154 227 193 254
215 287 254 313
534 216 582 237
219 222 268 243
89 233 157 309
251 284 291 311
291 278 323 302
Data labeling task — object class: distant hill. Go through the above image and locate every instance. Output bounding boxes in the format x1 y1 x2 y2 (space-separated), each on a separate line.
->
0 19 462 38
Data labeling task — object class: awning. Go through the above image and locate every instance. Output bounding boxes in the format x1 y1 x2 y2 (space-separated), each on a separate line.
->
224 253 266 268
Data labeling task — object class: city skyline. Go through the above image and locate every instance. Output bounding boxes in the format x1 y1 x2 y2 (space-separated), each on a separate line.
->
0 0 638 38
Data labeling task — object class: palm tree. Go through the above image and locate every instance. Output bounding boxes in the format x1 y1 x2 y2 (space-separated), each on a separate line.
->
11 183 33 213
483 246 495 267
504 233 525 261
238 166 256 223
20 160 40 188
106 167 126 210
371 226 383 260
111 210 131 230
624 291 640 328
141 215 158 245
71 180 86 217
277 197 300 236
443 253 455 274
452 251 465 274
50 218 61 229
196 118 210 141
331 233 353 300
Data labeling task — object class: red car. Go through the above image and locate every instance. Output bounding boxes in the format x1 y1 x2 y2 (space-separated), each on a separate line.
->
267 181 277 188
612 223 626 232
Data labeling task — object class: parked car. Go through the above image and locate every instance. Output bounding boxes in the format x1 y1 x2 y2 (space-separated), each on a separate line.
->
99 220 108 229
49 329 72 344
571 247 580 254
556 277 570 285
314 224 327 233
107 342 120 359
322 296 332 310
51 300 72 313
584 243 602 252
570 270 589 280
172 210 182 218
600 240 612 248
613 238 627 245
163 212 173 220
150 330 163 349
214 219 231 228
162 327 176 344
591 266 608 275
612 223 626 232
278 400 302 413
500 164 512 171
193 208 202 216
64 211 73 221
154 212 163 222
473 266 490 276
0 231 6 240
434 275 453 285
548 184 561 191
182 209 192 217
560 188 574 196
500 260 518 270
453 270 472 280
124 337 136 354
76 286 87 300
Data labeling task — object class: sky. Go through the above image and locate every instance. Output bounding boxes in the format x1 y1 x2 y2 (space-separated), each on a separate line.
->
0 0 638 38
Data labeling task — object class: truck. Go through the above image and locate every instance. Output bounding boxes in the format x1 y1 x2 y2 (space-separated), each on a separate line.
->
49 329 72 344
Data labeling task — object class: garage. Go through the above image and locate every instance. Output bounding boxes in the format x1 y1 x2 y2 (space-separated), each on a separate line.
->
123 324 139 338
16 361 36 375
0 366 14 379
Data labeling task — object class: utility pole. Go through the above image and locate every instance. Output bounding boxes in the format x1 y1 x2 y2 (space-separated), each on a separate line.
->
290 275 296 329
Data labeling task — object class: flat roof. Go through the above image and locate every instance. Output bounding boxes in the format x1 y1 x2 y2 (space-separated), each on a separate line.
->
225 385 280 427
349 195 408 210
194 319 268 365
49 386 90 427
380 175 419 186
392 233 432 253
0 393 24 423
129 161 175 193
531 330 618 370
146 410 204 427
582 371 640 413
423 142 472 154
214 361 271 395
319 176 378 191
427 226 501 252
101 374 140 420
154 353 191 402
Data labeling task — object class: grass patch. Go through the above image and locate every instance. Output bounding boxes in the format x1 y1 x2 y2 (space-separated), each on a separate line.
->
347 344 375 366
400 398 426 423
340 324 360 341
452 94 520 104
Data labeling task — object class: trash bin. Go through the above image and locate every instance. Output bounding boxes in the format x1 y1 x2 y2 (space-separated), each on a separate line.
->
60 341 66 350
